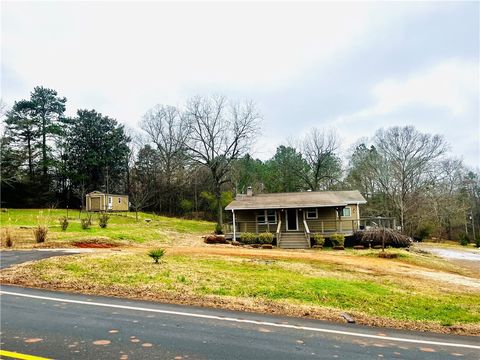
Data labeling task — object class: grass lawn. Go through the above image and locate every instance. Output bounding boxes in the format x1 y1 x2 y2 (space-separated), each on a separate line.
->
0 208 214 246
2 249 479 335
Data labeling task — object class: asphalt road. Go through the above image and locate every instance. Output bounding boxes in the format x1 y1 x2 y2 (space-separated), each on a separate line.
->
0 249 81 269
1 251 479 359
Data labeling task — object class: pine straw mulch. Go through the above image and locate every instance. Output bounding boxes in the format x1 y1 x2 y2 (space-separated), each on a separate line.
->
1 264 479 337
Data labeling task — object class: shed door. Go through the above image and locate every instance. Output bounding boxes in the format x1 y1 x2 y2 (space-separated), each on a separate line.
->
91 197 100 210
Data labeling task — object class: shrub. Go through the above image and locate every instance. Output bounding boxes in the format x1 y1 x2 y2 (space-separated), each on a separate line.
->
81 218 91 230
415 223 434 241
313 233 325 246
5 228 13 247
148 248 165 264
34 226 48 243
240 232 257 245
258 232 274 244
353 228 411 248
214 223 224 235
98 213 110 228
59 216 69 231
330 233 345 247
458 233 470 246
180 199 193 214
203 235 227 244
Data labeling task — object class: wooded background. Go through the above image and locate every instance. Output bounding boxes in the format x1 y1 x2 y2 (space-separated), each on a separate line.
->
1 86 478 241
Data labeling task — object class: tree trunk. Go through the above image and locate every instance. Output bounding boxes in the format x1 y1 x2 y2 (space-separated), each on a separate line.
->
27 137 33 177
42 115 47 176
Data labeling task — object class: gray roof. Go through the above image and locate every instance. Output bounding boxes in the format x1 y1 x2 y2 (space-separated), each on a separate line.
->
225 190 366 210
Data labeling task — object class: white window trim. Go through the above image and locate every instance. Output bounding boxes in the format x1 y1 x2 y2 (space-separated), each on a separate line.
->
342 207 351 217
306 208 318 219
257 210 277 225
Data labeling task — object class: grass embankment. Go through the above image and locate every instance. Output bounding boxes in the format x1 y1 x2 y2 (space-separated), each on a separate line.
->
2 249 479 335
0 208 214 246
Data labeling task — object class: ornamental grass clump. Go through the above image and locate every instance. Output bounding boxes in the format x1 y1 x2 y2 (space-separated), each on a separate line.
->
59 216 69 231
34 226 48 243
98 213 110 228
5 228 13 247
148 248 165 264
81 214 92 229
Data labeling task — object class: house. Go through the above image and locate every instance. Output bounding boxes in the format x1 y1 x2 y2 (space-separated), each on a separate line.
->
85 191 129 212
224 188 367 249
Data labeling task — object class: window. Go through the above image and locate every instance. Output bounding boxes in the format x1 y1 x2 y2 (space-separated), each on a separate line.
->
108 197 112 204
306 208 318 219
342 207 351 217
267 209 276 224
118 197 122 203
257 210 277 224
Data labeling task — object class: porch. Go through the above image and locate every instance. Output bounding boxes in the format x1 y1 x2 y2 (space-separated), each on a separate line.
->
224 207 396 249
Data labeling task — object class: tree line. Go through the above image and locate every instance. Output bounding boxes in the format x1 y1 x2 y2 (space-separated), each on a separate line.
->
1 86 478 241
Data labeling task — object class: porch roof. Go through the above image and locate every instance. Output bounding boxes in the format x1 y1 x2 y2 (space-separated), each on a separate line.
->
225 190 366 211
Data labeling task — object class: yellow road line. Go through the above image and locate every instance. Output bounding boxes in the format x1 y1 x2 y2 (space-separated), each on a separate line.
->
0 350 52 360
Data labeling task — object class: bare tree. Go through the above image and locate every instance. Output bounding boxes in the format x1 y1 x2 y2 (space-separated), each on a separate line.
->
369 126 448 233
141 105 188 213
129 178 153 221
184 95 261 228
298 128 342 190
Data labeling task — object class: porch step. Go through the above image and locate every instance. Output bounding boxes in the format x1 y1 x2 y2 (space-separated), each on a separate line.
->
278 232 309 249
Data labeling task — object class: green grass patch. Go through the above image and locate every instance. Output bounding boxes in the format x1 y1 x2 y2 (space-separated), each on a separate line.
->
25 253 480 326
0 208 214 244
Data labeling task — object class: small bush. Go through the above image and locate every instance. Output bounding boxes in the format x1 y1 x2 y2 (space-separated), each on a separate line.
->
313 233 325 246
415 223 434 241
180 199 193 214
98 213 110 228
34 226 48 243
81 218 91 230
258 232 274 244
148 248 165 264
5 228 13 247
214 223 224 235
458 233 470 246
59 216 69 231
240 232 257 245
330 233 345 247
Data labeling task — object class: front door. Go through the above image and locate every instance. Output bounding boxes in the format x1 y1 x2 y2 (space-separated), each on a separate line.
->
286 209 298 231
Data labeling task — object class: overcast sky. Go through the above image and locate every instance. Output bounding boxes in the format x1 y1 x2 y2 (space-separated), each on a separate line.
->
2 1 479 167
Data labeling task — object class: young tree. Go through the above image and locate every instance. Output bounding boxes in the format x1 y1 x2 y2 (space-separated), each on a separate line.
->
184 95 261 228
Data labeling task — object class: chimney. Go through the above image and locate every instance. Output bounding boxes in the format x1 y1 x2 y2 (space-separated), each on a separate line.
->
246 186 253 197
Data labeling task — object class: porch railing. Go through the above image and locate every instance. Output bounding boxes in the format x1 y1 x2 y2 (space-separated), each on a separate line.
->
224 217 396 236
303 217 311 248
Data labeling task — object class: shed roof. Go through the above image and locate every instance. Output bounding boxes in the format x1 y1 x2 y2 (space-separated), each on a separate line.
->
87 191 128 197
225 190 366 210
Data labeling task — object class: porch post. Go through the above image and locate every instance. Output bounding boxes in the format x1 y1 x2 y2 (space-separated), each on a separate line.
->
232 209 236 241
